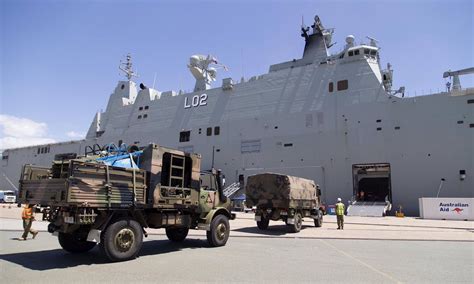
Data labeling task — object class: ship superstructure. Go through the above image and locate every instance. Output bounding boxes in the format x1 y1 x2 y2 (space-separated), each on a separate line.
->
1 16 473 215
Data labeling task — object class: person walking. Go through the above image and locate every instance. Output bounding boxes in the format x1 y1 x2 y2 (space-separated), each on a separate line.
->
20 204 38 240
335 198 345 230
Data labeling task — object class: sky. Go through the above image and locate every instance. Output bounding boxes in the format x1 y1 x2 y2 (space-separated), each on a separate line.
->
0 0 473 150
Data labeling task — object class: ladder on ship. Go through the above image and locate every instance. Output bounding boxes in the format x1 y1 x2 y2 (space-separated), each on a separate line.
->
223 182 241 198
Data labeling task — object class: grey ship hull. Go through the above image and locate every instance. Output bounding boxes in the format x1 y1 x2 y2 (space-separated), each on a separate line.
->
2 17 473 216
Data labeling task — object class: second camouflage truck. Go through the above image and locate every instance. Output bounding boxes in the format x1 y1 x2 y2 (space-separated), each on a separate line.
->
19 143 234 261
245 173 324 233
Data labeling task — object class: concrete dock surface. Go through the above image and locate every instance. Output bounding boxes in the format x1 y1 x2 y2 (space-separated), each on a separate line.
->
1 206 473 283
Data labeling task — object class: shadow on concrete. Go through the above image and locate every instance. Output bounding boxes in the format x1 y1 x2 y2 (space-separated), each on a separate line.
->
233 224 314 236
0 239 211 270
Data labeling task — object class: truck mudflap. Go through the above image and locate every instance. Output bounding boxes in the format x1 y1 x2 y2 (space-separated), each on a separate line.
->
286 218 295 225
87 229 102 243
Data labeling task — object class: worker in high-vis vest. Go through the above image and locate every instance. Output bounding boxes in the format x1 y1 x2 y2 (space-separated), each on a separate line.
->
335 198 345 230
20 204 38 240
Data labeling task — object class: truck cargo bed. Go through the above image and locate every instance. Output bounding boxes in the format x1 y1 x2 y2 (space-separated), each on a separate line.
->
19 161 146 207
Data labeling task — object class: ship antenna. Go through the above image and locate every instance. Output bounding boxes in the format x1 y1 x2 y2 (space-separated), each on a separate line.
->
119 53 139 81
301 15 310 40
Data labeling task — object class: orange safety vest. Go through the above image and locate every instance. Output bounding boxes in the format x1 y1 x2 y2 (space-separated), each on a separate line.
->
22 207 33 219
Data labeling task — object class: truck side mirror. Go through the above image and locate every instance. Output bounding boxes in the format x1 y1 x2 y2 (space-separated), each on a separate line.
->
216 169 227 203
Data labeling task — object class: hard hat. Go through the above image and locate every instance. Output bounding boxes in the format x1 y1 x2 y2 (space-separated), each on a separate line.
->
337 198 342 202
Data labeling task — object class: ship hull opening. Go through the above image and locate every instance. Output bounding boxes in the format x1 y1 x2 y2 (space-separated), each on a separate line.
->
352 163 391 203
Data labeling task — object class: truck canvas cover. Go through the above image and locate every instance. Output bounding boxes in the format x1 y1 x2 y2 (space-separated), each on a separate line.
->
245 173 317 208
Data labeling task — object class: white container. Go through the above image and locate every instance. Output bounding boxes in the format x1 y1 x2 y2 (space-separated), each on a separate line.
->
419 198 474 220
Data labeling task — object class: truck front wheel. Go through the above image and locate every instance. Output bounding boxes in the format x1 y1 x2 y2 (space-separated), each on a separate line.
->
100 219 143 262
166 227 189 242
256 217 269 230
58 232 96 253
206 214 230 247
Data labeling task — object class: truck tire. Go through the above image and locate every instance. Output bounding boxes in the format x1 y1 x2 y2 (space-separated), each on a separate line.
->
256 217 269 230
206 214 230 247
166 227 189 242
314 210 323 227
58 232 96 253
100 219 143 262
288 212 303 233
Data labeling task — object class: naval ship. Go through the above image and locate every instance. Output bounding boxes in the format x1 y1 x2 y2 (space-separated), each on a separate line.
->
1 16 473 216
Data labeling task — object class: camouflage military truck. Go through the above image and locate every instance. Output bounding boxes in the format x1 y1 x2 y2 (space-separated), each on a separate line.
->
245 173 323 233
18 143 234 262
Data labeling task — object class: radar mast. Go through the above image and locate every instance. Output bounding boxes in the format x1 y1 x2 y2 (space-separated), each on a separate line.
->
119 54 139 81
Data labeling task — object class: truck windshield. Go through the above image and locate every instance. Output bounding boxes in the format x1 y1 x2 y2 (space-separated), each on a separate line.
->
200 174 216 191
4 192 15 196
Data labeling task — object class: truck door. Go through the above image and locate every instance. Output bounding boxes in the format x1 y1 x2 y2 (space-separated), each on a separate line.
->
199 173 218 212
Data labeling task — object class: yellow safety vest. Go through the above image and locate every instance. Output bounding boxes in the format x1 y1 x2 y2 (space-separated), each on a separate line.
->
335 202 345 216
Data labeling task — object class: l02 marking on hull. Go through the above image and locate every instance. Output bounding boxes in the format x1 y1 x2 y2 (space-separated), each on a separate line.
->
184 94 208 109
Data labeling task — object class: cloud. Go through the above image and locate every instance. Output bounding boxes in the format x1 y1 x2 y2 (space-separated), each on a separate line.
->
0 114 56 150
66 131 85 139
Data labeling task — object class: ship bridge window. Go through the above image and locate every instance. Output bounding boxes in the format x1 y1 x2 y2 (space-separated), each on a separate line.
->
138 115 142 119
348 51 354 57
364 49 370 55
337 80 349 91
329 82 334 92
354 49 360 55
179 131 191 142
214 126 220 135
139 107 143 111
143 114 148 119
2 155 8 160
370 50 377 56
206 127 212 136
144 106 149 110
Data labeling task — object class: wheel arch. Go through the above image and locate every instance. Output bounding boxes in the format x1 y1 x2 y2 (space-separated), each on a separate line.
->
204 207 232 225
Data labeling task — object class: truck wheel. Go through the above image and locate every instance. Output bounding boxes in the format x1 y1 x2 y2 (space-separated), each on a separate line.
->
314 211 323 227
256 217 269 230
288 212 303 233
206 214 230 247
58 232 96 253
166 227 189 242
100 219 143 262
